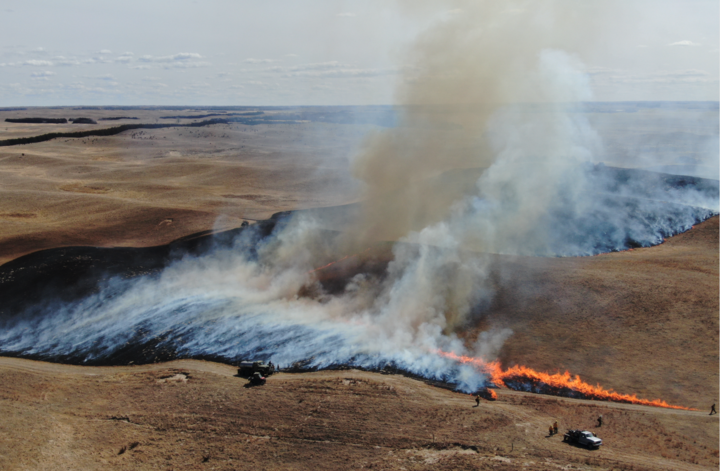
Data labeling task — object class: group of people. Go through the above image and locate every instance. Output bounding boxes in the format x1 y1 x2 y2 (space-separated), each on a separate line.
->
472 395 718 431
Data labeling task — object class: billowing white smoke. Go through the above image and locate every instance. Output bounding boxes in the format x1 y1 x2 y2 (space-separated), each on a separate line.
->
0 214 496 392
1 3 718 392
4 49 713 393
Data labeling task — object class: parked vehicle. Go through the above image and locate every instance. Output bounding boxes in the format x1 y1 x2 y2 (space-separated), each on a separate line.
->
247 372 266 386
563 430 602 449
237 360 275 377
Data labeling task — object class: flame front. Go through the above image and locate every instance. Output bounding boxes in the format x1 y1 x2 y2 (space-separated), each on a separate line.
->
437 350 696 410
307 248 371 274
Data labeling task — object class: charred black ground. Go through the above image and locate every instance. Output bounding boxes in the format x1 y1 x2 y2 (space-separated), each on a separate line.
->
0 167 716 378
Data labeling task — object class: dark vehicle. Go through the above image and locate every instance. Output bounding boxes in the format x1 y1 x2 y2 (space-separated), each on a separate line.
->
238 360 275 377
247 372 266 386
563 430 602 449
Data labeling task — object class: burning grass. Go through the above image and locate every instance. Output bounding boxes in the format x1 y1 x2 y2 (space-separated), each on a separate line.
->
436 350 696 410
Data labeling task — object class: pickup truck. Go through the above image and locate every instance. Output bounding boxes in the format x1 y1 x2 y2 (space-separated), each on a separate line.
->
563 430 602 449
237 360 275 377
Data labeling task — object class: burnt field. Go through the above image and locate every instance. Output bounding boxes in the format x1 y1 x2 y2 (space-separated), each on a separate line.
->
0 203 716 410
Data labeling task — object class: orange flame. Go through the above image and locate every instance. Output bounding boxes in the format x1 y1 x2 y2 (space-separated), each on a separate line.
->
307 248 371 274
437 350 696 410
307 254 355 274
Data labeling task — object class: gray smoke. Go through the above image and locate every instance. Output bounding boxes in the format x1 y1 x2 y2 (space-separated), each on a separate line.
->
0 1 717 393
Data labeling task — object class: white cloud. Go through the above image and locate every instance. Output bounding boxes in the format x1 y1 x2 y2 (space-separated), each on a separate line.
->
23 59 53 66
336 12 356 17
245 58 276 64
668 40 701 47
31 71 55 78
80 56 112 65
172 52 202 61
139 53 203 63
163 61 210 69
99 49 112 54
30 71 56 81
127 52 211 69
51 56 81 66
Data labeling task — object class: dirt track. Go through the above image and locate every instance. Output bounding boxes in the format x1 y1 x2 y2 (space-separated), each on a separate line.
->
0 356 716 470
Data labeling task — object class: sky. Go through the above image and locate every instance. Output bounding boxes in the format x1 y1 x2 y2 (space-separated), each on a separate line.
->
0 0 717 106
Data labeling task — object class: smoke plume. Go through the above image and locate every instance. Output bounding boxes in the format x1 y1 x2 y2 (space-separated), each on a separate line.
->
0 0 717 393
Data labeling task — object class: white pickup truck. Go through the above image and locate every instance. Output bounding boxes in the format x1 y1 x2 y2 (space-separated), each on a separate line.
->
563 430 603 449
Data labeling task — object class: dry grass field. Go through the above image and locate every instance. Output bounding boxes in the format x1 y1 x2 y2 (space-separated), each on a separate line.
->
0 359 716 471
0 107 368 265
0 107 717 470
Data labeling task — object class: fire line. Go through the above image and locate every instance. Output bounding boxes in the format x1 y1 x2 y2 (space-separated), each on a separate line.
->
437 350 696 410
307 248 371 274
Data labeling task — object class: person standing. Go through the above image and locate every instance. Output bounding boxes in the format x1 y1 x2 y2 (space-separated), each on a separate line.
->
710 404 717 415
553 421 558 435
597 415 603 427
